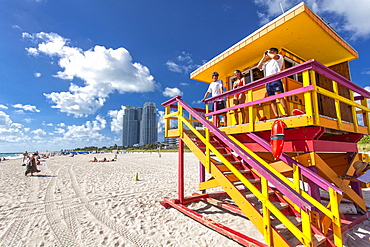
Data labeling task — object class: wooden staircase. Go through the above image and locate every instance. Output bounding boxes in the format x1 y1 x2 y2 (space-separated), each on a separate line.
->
189 133 328 247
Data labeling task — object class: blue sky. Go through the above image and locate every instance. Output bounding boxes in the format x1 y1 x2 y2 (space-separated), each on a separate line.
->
0 0 370 152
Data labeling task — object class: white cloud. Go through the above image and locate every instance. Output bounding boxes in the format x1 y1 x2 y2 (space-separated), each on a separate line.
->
62 115 107 141
42 121 53 126
54 127 65 134
362 69 370 75
24 118 33 123
0 104 8 109
177 52 193 63
166 61 183 73
12 103 40 112
0 111 29 143
34 72 41 78
166 52 200 73
254 0 370 39
180 82 189 86
24 32 157 117
157 110 165 133
31 128 47 139
192 100 202 105
107 105 126 134
163 87 183 97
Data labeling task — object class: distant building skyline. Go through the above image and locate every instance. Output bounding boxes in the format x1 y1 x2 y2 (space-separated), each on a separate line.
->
122 102 157 147
140 102 158 146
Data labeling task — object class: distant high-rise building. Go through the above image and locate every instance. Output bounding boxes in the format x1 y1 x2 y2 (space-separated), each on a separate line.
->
140 102 158 146
122 102 158 147
122 106 142 147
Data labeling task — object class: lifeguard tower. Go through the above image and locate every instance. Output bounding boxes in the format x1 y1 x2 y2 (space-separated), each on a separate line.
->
160 3 370 246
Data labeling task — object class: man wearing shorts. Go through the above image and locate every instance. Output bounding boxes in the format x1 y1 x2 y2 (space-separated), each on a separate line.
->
202 72 227 127
257 47 289 118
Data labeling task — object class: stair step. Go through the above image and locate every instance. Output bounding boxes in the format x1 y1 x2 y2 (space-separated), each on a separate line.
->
211 153 233 157
215 161 241 165
243 190 274 199
223 170 250 175
258 201 289 213
199 146 225 150
271 215 303 233
285 232 326 247
232 179 260 186
195 140 218 143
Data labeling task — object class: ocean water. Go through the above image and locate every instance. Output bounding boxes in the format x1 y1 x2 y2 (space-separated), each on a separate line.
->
0 153 23 160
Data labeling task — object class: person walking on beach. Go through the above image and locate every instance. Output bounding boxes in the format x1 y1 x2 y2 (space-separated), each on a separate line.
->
202 72 227 127
232 70 246 125
257 47 289 119
25 153 41 176
22 151 28 166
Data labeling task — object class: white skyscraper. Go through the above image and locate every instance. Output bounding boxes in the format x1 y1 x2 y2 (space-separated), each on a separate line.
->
122 106 142 147
122 102 157 147
140 102 158 146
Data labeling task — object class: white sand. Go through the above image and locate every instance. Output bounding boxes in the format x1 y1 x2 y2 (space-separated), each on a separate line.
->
0 153 369 246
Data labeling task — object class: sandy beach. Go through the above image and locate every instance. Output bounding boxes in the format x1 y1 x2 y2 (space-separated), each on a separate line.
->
0 153 369 246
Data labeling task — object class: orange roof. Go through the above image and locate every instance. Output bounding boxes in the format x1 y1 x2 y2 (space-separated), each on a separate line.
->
191 2 358 83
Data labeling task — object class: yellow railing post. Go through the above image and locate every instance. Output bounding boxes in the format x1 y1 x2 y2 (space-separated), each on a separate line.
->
301 210 313 247
205 127 211 173
293 163 301 193
261 177 272 246
178 104 183 137
248 90 254 132
332 81 343 130
165 106 171 137
349 91 359 132
302 71 314 125
329 188 343 247
360 98 370 134
309 70 320 125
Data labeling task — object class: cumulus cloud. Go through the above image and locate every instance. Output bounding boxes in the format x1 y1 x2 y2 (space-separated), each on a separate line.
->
31 128 47 139
34 72 41 78
157 110 165 133
0 104 8 109
163 87 183 97
23 32 157 117
62 115 107 141
254 0 370 39
107 105 126 134
180 82 189 86
24 118 33 123
166 52 201 73
12 103 40 112
362 69 370 75
0 111 29 143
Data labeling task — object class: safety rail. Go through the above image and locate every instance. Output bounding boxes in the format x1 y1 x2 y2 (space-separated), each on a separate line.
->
203 59 370 134
162 96 344 246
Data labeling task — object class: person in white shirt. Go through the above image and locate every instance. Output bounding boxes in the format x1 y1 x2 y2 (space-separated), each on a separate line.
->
202 72 227 127
257 47 289 119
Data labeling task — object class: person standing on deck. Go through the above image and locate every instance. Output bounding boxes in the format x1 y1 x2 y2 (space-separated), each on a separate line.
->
232 70 246 125
202 72 227 127
257 47 289 119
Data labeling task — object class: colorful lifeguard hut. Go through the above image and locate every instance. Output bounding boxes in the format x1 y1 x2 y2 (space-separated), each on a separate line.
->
160 3 370 246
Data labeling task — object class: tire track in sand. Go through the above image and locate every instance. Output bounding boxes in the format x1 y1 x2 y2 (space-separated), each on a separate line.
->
68 162 154 247
44 165 79 247
0 172 40 246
